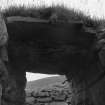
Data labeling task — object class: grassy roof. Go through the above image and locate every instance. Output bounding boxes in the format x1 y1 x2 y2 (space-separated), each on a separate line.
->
1 5 105 28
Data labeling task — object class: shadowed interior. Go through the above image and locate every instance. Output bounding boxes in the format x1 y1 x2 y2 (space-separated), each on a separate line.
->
7 21 96 78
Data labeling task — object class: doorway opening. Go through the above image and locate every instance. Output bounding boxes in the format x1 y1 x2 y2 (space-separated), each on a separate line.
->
25 72 66 91
25 72 71 105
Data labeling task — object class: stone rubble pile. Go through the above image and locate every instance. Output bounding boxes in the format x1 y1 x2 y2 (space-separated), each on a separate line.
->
25 82 72 105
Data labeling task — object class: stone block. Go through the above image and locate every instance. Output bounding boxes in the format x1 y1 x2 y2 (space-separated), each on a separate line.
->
53 95 66 101
0 84 2 105
50 102 68 105
36 97 52 103
26 91 32 97
38 91 50 97
25 97 35 104
31 91 39 98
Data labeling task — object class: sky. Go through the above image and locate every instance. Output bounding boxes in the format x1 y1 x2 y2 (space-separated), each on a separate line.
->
26 72 59 81
1 0 105 18
1 0 105 81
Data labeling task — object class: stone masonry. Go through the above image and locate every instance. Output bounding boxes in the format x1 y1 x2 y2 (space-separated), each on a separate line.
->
25 82 72 105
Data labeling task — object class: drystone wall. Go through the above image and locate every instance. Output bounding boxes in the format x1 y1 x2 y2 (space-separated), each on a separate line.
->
25 82 72 105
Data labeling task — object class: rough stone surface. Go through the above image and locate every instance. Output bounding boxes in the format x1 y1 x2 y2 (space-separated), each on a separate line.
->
2 72 26 105
25 97 35 104
50 102 68 105
0 84 2 105
0 14 8 47
25 82 71 105
0 13 9 105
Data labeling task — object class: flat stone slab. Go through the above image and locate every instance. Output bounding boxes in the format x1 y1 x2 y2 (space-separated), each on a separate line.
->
26 97 35 103
36 97 52 103
50 102 68 105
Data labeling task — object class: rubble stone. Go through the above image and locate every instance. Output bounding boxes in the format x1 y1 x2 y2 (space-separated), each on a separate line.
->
36 97 52 103
50 102 68 105
26 97 35 104
25 82 72 105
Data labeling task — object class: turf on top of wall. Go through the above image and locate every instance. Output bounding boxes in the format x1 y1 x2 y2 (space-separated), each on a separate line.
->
2 5 105 26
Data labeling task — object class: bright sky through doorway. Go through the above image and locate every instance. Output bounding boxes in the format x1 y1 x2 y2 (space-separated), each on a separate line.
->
26 72 59 81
